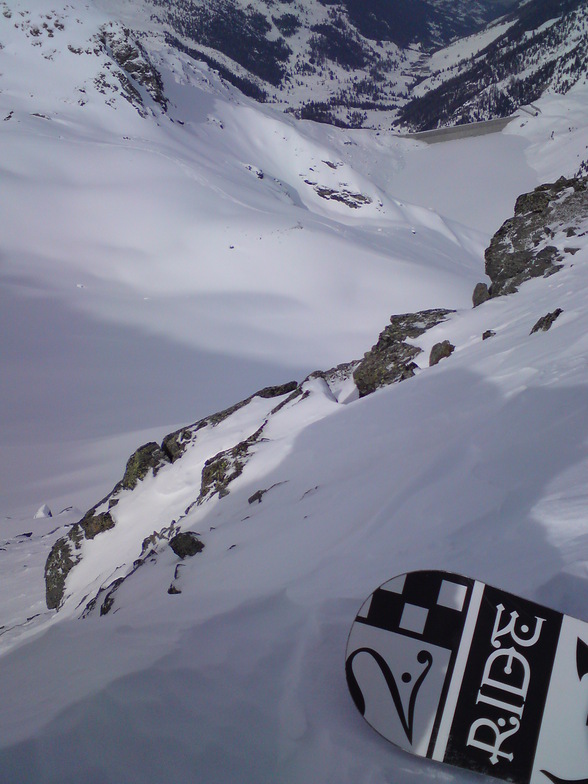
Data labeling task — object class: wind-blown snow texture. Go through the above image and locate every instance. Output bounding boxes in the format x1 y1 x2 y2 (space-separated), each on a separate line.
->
1 0 588 782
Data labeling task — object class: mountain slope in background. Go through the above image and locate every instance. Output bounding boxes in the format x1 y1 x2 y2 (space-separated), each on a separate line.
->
95 0 588 129
95 0 526 127
2 0 588 781
401 0 588 129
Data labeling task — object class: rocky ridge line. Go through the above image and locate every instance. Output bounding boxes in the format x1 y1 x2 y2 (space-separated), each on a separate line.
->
473 175 587 303
43 311 456 611
44 176 587 614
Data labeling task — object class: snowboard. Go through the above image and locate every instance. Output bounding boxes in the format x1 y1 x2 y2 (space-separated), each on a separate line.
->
345 570 588 784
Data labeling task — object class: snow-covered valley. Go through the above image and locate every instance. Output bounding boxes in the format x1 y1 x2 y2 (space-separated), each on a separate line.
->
1 0 588 781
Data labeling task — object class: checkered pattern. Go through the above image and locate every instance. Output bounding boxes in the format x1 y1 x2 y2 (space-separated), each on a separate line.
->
357 571 473 652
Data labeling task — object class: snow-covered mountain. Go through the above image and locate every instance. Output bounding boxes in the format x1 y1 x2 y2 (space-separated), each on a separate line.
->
141 0 518 125
2 0 588 781
401 0 588 129
84 0 587 129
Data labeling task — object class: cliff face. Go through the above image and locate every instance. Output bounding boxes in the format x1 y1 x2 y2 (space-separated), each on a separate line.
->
473 175 588 302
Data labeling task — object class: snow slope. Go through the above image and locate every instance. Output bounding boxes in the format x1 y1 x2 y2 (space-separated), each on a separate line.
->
2 0 588 781
1 0 529 519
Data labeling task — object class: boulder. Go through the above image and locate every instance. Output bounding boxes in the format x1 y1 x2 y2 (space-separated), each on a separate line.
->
169 532 205 559
45 537 79 610
122 442 170 490
353 309 454 396
429 341 455 366
484 176 587 297
530 308 563 334
472 282 490 307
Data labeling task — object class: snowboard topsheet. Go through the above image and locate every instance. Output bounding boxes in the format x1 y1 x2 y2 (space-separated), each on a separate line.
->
345 570 588 784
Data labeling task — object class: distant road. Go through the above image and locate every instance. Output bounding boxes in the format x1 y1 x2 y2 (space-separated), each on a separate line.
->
397 115 517 144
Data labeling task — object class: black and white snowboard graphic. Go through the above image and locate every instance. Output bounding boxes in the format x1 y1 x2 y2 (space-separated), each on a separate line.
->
345 571 588 784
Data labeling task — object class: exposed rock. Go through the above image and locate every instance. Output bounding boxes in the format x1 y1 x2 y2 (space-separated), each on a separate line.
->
44 496 120 609
140 521 179 557
169 531 204 559
161 427 198 463
44 537 79 610
99 579 125 615
472 282 490 307
167 563 185 594
79 523 180 616
122 442 170 490
307 362 358 390
256 382 299 399
79 509 115 539
307 183 372 208
484 177 587 297
530 308 563 334
44 380 300 610
429 341 455 367
247 482 287 505
514 189 551 215
162 381 297 462
199 425 266 503
99 27 167 111
482 330 496 340
308 362 358 385
34 503 52 519
353 309 454 397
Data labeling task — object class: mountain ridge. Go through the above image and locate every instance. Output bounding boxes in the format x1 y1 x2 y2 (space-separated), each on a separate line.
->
100 0 587 129
2 1 588 781
43 173 588 616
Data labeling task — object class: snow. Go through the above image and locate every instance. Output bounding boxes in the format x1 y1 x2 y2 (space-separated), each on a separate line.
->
507 83 588 181
1 1 588 782
426 18 517 74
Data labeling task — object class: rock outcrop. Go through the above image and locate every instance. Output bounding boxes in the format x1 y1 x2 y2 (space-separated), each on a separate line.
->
478 176 587 299
429 340 455 367
99 26 168 112
43 175 587 616
530 308 564 334
353 309 454 396
44 382 296 610
169 532 205 559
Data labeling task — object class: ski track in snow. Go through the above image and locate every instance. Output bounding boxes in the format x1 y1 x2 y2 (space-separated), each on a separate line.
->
1 1 588 781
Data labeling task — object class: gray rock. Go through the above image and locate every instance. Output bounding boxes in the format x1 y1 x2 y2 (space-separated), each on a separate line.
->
482 330 496 340
514 189 551 214
99 27 167 111
472 282 490 307
44 379 300 610
256 382 299 399
353 309 454 397
45 537 79 610
162 381 298 462
161 427 196 463
530 308 563 334
484 176 587 297
248 490 265 505
169 532 205 559
198 425 266 504
122 442 170 490
429 341 455 366
79 509 115 539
